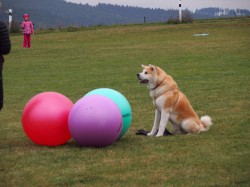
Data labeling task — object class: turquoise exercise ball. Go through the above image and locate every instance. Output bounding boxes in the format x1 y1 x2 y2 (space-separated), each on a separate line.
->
85 88 132 139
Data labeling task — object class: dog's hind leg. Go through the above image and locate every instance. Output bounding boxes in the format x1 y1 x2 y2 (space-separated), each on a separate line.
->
172 122 186 134
156 112 170 137
147 110 161 136
181 119 201 134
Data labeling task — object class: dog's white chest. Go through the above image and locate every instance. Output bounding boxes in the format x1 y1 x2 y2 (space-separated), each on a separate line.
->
153 96 166 111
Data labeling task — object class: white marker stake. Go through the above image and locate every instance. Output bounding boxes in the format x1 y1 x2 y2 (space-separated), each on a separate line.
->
9 9 12 29
179 0 182 22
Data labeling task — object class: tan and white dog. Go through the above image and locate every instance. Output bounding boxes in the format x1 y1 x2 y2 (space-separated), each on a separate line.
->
137 64 212 137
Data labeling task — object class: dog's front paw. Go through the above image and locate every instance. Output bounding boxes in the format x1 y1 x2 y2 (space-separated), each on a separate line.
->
147 132 155 136
156 134 163 137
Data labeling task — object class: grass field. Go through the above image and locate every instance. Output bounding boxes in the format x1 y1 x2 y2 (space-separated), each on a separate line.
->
1 17 250 186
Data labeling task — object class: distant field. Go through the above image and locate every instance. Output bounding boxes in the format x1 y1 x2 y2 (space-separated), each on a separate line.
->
1 17 250 186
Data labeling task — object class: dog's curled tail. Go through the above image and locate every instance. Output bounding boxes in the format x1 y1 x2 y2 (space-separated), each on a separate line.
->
200 115 213 131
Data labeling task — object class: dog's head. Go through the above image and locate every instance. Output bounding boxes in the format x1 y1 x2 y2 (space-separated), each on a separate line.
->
137 64 155 83
137 64 161 89
137 64 178 93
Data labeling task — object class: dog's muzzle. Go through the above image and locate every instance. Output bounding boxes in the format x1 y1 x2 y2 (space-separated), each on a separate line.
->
137 74 149 84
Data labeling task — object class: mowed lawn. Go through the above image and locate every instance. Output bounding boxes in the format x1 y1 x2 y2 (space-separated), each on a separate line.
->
1 17 250 186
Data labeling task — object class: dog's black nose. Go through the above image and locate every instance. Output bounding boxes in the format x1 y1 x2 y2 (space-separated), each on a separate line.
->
137 74 140 78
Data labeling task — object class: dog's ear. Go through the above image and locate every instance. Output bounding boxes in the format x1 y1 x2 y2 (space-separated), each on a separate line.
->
141 64 145 68
149 64 157 73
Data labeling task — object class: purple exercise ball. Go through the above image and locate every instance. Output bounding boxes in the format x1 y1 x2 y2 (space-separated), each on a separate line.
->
68 95 122 147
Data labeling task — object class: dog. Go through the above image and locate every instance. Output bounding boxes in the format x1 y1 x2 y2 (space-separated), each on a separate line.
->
137 64 212 137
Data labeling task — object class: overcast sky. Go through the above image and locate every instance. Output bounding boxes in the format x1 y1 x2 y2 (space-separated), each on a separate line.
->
65 0 250 11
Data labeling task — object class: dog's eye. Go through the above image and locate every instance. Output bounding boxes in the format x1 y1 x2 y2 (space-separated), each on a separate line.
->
144 71 148 74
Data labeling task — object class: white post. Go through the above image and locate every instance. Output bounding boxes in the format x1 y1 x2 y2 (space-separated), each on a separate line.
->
179 0 182 22
9 8 12 29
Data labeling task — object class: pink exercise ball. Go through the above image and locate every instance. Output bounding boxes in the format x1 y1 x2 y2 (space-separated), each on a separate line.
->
68 95 122 147
22 92 73 146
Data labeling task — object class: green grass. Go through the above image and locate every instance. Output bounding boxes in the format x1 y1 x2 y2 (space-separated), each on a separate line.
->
1 17 250 186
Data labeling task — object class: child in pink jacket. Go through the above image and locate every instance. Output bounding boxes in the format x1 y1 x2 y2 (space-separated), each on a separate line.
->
21 14 34 48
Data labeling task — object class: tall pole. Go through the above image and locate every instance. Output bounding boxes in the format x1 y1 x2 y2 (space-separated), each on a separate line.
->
0 0 2 12
9 8 12 29
179 0 182 22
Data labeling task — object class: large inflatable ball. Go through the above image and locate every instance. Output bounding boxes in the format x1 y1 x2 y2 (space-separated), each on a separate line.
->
68 95 122 147
85 88 132 139
22 92 73 146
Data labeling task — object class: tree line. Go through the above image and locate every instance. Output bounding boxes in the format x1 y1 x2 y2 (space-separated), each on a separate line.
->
0 0 249 29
